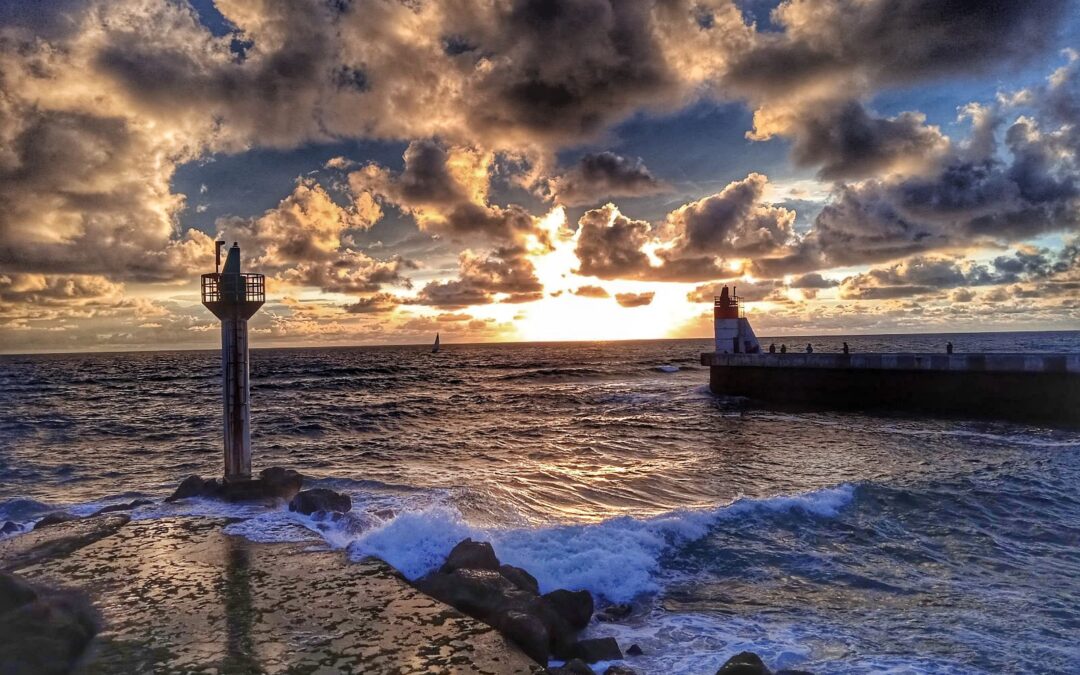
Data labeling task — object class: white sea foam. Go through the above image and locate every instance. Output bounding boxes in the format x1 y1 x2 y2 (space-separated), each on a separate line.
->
340 484 856 602
656 365 680 373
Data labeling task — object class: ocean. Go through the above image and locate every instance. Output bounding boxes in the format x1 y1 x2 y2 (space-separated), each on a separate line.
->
2 331 1079 674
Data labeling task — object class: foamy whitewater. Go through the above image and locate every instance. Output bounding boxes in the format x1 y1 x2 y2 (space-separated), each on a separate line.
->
2 332 1080 673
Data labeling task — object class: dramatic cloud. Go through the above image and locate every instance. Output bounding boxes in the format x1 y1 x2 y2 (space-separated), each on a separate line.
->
573 204 654 280
729 0 1069 180
574 174 796 282
614 291 655 308
411 246 542 309
350 140 543 244
751 102 949 181
550 152 670 206
343 292 401 314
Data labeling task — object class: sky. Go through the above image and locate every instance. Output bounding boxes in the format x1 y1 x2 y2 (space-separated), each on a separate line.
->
1 0 1079 353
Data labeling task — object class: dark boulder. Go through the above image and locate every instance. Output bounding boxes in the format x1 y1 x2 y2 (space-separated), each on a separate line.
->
0 571 38 611
569 637 623 663
1 521 20 536
543 588 594 631
492 609 549 665
596 602 633 622
165 475 219 502
289 488 351 515
716 651 771 675
416 567 521 620
255 467 304 501
626 644 644 657
33 512 79 530
441 538 500 573
91 499 153 516
548 659 594 675
0 572 98 675
499 564 540 594
604 667 637 675
165 467 303 503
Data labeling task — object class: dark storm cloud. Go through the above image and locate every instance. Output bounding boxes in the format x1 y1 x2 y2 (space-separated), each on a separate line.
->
804 114 1080 268
350 140 545 244
838 246 1079 300
662 173 795 258
467 0 680 145
784 102 948 181
551 152 670 206
725 0 1069 98
614 291 654 308
411 246 543 309
574 174 797 282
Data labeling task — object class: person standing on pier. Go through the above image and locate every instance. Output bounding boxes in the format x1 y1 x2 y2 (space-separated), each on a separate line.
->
947 341 954 354
769 343 776 354
806 343 813 354
843 342 850 355
780 344 787 354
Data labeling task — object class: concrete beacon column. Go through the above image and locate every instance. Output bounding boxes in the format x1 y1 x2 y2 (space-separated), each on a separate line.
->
201 242 265 483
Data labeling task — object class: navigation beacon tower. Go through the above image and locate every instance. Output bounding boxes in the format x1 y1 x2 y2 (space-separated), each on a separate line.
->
202 241 265 482
714 285 761 354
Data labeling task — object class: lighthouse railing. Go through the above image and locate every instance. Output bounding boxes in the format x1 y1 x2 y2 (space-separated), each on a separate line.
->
201 273 266 304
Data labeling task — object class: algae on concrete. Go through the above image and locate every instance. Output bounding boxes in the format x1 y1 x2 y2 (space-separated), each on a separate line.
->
2 516 543 674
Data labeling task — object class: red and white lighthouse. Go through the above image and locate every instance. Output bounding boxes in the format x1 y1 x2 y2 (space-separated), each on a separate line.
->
714 285 761 354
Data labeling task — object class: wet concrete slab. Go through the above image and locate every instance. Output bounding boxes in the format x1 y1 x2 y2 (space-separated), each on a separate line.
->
5 517 543 674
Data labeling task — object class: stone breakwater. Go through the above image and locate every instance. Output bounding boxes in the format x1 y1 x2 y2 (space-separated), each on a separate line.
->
0 486 812 675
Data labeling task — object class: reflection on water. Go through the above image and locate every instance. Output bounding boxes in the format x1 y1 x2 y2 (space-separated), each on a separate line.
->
2 334 1080 673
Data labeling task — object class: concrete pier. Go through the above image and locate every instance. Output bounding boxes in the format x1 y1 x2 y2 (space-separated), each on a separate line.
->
701 352 1080 424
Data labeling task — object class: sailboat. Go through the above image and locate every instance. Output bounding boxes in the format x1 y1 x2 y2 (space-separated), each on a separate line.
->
432 332 440 353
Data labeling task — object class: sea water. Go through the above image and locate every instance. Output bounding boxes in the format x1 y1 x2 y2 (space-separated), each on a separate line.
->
2 332 1079 673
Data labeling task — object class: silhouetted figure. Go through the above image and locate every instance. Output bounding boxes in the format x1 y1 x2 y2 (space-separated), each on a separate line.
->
806 343 813 353
946 341 954 355
843 341 850 355
769 343 776 354
780 344 787 354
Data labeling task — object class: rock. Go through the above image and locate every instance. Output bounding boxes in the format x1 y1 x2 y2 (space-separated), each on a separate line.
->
548 658 594 675
492 609 549 665
33 512 79 530
569 637 623 663
256 467 304 500
165 474 218 502
0 572 98 675
626 644 643 656
441 538 500 573
165 468 303 503
716 651 771 675
499 564 540 594
604 667 637 675
416 567 521 620
1 521 20 536
543 588 594 631
91 499 153 516
0 571 38 611
288 488 351 515
596 602 633 622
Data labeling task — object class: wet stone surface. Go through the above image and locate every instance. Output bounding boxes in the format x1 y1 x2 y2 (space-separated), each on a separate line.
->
5 517 543 674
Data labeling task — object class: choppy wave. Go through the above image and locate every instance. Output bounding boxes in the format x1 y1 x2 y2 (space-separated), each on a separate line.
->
3 334 1080 673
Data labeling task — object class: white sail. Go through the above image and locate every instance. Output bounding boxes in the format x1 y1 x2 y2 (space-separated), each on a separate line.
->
432 332 440 353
